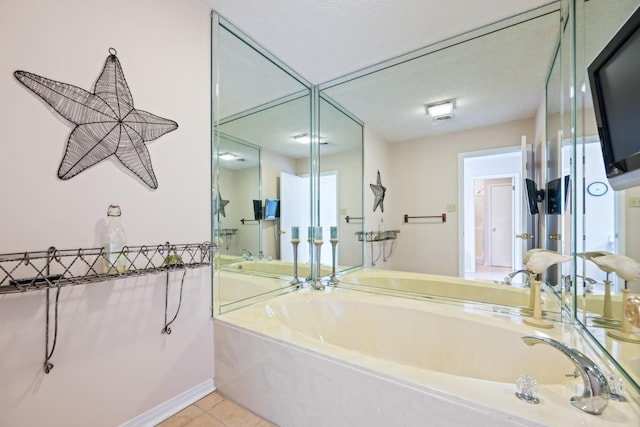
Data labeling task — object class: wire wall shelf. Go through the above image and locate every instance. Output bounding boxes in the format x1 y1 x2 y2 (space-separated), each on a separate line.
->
355 231 400 267
0 242 213 374
0 242 213 295
355 230 400 242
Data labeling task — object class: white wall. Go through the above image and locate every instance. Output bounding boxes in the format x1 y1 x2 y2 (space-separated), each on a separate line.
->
320 149 363 267
0 0 213 425
387 118 535 275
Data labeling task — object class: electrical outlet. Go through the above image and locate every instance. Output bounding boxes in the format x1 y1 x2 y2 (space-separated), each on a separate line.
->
446 203 457 212
629 197 640 208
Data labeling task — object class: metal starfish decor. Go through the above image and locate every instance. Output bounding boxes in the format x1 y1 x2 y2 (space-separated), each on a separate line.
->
370 170 386 212
215 193 229 217
14 48 178 189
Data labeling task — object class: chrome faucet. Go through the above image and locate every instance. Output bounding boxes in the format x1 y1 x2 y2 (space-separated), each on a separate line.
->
504 269 532 287
521 336 610 415
237 249 253 261
562 275 597 292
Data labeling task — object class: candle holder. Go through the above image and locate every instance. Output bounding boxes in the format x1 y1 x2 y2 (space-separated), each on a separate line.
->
290 238 301 285
592 278 620 327
607 288 640 343
307 226 314 282
313 237 324 290
523 279 553 329
328 238 339 286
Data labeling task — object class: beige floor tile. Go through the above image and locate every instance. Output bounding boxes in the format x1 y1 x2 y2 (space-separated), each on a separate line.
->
256 420 278 427
185 412 227 427
156 405 205 427
208 399 262 427
194 392 225 412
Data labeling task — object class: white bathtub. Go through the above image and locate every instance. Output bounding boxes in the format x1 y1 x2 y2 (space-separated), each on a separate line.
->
215 288 639 426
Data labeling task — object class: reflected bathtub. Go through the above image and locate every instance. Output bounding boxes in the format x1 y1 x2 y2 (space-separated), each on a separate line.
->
215 288 639 426
339 269 538 308
223 260 332 277
216 270 292 311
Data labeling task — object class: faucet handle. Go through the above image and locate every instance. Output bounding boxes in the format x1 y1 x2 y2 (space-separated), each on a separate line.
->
607 372 626 402
515 374 540 404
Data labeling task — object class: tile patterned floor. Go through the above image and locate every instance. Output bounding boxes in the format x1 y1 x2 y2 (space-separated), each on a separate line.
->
156 391 276 427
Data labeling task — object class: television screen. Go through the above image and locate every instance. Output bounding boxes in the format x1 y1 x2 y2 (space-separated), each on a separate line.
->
264 198 280 219
253 199 262 220
588 6 640 190
524 178 540 215
546 176 570 215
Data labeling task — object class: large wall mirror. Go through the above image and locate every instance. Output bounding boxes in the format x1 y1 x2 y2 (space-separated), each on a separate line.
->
212 16 364 314
321 5 563 317
572 0 640 393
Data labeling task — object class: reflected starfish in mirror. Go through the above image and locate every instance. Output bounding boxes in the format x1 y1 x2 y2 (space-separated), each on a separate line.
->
14 48 178 189
370 170 386 212
215 193 229 217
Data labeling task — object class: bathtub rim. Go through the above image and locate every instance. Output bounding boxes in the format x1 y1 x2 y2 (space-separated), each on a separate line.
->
336 268 565 318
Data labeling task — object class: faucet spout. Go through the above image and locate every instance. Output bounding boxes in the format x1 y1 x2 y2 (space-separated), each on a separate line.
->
505 269 532 287
521 336 610 415
237 249 253 261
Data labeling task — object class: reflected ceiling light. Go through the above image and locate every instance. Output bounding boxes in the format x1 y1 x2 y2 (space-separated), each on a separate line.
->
219 152 237 161
425 100 454 117
293 133 311 144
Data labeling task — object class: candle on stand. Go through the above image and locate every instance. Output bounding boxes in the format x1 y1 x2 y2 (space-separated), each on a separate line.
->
291 226 299 240
330 226 338 239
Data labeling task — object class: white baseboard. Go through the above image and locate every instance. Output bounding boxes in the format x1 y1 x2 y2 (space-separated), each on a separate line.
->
120 379 215 427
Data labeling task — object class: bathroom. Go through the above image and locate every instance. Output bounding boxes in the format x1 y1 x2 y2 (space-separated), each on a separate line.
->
1 0 639 426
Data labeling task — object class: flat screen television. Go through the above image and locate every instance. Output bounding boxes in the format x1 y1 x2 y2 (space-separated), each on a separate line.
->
588 6 640 191
546 175 570 215
264 198 280 219
252 199 262 220
524 178 544 215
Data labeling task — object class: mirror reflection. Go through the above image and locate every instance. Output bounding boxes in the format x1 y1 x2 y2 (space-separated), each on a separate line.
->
214 19 312 312
573 0 640 390
213 18 365 313
322 5 563 316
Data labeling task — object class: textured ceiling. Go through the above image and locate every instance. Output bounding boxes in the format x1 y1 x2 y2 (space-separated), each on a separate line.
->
204 0 558 84
210 1 563 152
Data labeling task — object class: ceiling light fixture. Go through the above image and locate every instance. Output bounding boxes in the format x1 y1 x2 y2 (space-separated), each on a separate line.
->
293 133 311 144
219 152 237 161
425 100 454 117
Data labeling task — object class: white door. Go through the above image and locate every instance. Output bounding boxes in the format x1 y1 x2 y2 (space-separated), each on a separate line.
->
318 172 338 266
516 135 533 269
280 172 310 263
489 183 513 267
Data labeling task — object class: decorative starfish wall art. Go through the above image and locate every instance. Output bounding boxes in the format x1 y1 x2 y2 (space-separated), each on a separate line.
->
370 170 386 212
14 48 178 189
215 193 229 217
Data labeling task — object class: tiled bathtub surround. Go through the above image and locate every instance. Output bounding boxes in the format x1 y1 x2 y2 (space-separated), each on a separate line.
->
215 288 640 426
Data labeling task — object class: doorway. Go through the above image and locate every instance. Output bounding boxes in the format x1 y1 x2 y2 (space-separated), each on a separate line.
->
460 146 525 281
